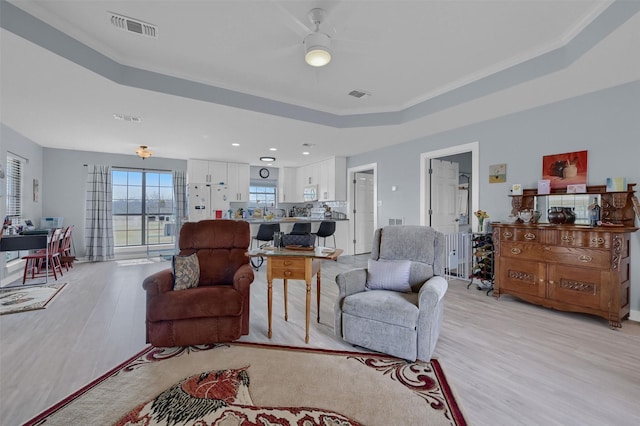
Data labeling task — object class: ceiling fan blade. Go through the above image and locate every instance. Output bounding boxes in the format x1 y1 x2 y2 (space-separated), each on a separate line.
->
270 0 310 39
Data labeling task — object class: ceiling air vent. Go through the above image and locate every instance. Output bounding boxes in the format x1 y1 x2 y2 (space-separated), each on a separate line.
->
109 12 158 38
348 90 371 99
113 113 142 123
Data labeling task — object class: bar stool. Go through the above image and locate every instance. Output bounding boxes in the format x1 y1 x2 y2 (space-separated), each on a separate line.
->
313 221 336 247
250 223 280 270
290 222 311 234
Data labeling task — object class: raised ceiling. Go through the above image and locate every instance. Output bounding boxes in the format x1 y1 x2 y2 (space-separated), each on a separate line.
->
1 0 638 166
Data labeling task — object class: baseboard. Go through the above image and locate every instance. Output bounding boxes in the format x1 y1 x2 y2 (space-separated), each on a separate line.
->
629 309 640 322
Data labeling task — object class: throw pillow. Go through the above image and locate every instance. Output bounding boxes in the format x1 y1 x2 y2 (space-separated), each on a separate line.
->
173 253 200 291
366 259 412 292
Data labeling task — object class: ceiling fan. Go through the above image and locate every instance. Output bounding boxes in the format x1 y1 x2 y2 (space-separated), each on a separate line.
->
303 8 332 67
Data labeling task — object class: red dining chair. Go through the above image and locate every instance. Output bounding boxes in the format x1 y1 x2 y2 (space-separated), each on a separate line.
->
22 228 65 283
59 225 74 270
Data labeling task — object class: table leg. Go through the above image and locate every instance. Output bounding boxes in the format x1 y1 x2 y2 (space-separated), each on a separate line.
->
305 278 311 344
283 279 288 321
316 267 321 323
267 277 273 339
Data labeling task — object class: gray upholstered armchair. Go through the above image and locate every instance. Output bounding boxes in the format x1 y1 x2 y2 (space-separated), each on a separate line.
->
334 225 448 361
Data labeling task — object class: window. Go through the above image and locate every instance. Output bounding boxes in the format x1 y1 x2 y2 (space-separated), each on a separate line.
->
112 170 175 247
5 155 23 261
249 185 276 208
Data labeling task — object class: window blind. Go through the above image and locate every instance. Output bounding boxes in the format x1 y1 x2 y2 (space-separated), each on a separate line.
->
6 155 23 224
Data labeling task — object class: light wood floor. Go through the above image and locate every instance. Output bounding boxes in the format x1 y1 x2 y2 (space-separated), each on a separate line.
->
1 255 639 426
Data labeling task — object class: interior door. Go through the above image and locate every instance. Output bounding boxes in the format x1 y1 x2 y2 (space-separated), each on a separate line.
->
354 172 375 254
428 159 459 234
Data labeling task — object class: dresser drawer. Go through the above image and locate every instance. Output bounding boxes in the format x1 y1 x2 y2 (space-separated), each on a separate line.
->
556 230 611 248
548 246 610 269
269 257 307 279
501 242 609 269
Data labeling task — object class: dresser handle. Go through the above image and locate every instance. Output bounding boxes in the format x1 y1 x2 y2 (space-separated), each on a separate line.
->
524 233 536 240
579 255 592 263
591 238 605 245
283 260 293 266
561 235 574 242
284 270 292 277
503 231 513 238
511 248 521 255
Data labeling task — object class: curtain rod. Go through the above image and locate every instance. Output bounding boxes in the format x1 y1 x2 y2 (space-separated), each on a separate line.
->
83 164 172 172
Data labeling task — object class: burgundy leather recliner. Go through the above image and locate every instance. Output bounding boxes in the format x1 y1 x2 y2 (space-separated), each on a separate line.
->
142 220 254 347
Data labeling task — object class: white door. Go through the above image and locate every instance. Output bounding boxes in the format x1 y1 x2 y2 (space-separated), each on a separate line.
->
428 159 459 234
354 172 375 254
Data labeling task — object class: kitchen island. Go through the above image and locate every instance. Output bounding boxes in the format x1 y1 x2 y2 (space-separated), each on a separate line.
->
243 218 350 254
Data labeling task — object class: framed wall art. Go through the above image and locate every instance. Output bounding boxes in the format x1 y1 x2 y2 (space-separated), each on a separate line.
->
542 150 588 190
489 163 506 183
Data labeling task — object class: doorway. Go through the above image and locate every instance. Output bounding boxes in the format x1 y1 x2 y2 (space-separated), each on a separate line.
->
420 142 479 231
347 163 377 255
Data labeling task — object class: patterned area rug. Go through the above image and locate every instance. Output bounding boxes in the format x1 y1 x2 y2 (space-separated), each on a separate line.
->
27 343 467 426
0 283 66 315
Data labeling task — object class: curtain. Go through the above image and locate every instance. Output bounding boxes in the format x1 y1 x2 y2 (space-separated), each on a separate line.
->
173 170 187 252
84 165 114 261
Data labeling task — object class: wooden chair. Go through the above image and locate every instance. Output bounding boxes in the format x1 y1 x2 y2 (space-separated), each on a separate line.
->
22 228 65 283
59 225 74 270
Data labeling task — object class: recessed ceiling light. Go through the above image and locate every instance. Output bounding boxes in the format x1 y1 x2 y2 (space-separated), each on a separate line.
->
260 156 276 162
269 147 277 151
232 143 240 146
302 152 310 155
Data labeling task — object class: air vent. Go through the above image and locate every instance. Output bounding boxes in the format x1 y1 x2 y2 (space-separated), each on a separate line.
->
109 12 158 38
113 113 142 123
348 90 371 98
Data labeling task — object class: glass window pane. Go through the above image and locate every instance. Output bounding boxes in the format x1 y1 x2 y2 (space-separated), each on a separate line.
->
159 174 172 186
128 172 143 185
112 170 174 247
146 173 160 186
112 171 128 185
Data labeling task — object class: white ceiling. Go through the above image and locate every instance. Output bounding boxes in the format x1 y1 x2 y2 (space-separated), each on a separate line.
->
1 0 638 167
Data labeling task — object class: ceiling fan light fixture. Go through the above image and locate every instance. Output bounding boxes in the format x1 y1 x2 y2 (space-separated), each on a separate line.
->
136 145 153 159
304 32 331 67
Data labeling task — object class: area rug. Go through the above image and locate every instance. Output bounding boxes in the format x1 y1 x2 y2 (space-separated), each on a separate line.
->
26 343 467 425
0 283 66 315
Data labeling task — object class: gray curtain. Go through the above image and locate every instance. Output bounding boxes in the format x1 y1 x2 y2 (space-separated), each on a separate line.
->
84 165 114 261
173 170 187 252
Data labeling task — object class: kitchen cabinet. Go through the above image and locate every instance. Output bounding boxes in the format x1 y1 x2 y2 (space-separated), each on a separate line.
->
493 223 636 327
278 167 299 203
187 159 227 184
227 162 250 201
318 157 346 201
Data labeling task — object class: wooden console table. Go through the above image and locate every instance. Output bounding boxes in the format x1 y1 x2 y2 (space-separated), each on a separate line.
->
247 247 342 343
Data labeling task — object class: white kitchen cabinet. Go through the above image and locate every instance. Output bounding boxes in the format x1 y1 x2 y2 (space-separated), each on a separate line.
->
187 159 228 184
227 162 250 201
299 162 320 186
318 157 346 201
279 167 299 202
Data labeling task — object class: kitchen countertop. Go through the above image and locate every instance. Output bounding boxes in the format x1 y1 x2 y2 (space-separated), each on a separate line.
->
241 217 348 223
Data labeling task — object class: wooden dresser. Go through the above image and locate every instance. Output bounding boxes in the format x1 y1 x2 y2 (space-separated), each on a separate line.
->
493 223 635 327
493 183 638 327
